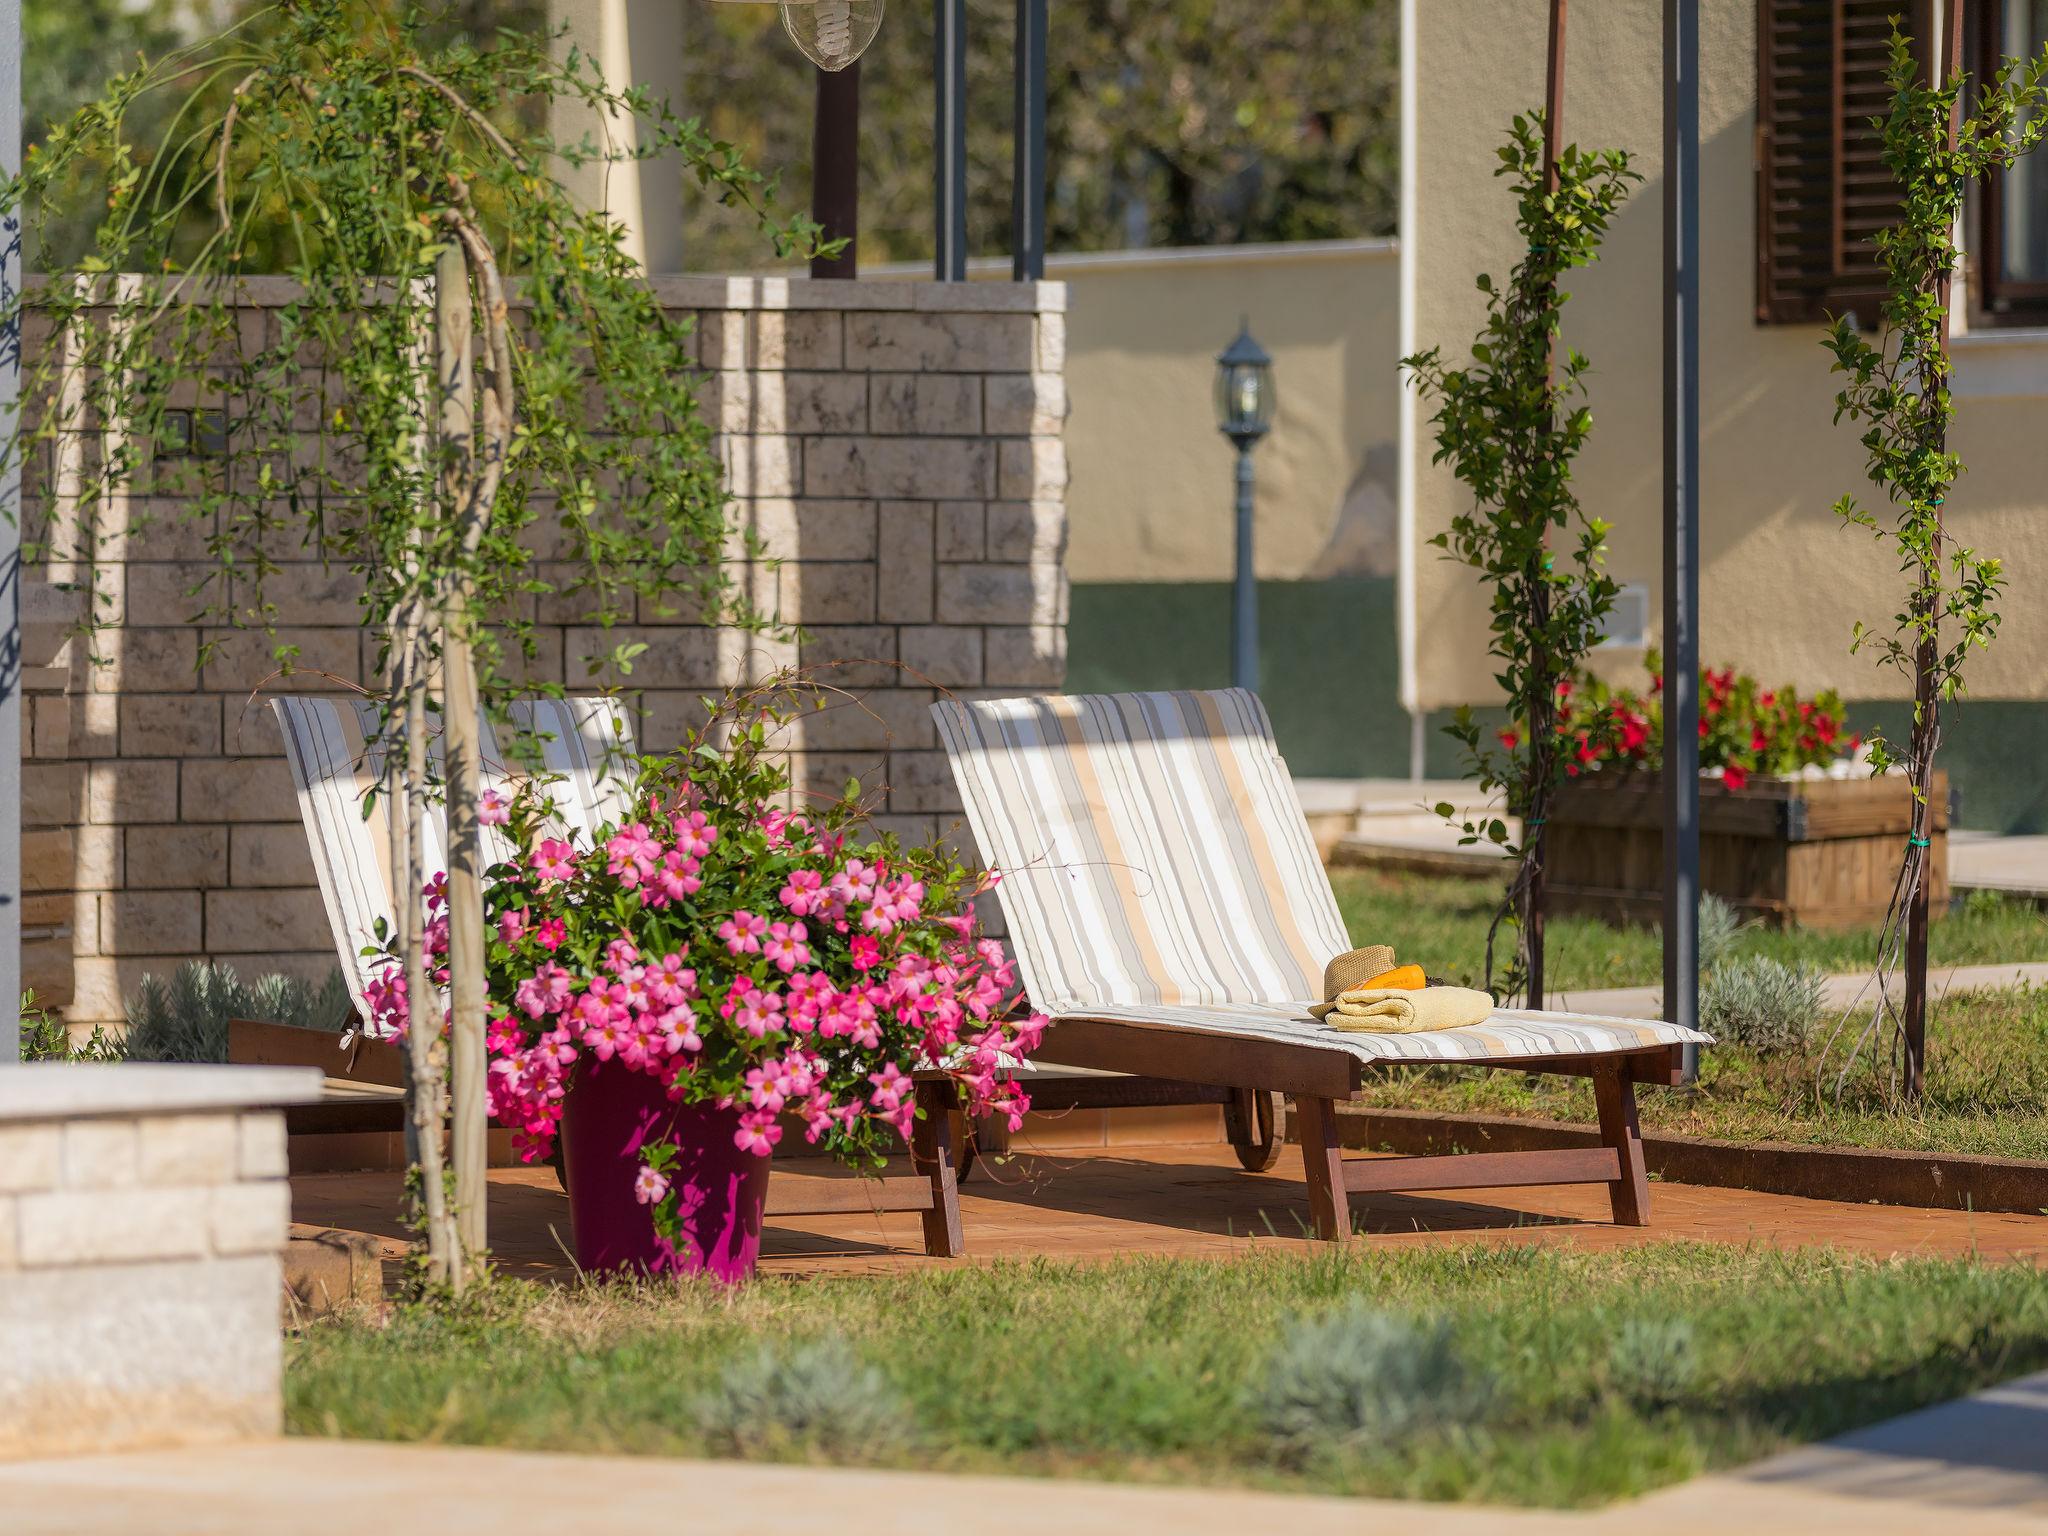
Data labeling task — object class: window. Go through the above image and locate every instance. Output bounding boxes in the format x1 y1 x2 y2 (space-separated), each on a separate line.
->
1976 1 2048 320
1755 0 1928 325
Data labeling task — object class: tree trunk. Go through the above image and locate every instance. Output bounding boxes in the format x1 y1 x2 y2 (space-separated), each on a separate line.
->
399 637 456 1285
437 245 488 1280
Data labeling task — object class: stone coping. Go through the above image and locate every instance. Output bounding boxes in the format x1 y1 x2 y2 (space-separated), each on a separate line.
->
0 1064 324 1122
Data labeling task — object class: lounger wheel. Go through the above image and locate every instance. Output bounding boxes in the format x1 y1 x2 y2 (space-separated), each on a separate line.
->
1224 1088 1288 1172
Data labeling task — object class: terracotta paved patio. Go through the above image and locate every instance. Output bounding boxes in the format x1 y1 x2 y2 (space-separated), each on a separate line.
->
291 1138 2048 1281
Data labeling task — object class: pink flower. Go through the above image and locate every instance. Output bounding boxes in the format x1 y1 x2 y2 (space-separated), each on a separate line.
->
633 1164 670 1205
867 1061 913 1112
850 934 881 972
734 1111 782 1156
478 789 511 827
779 868 825 916
530 839 578 882
497 907 528 946
648 850 702 906
605 822 662 888
672 809 718 860
513 963 572 1020
718 909 769 956
763 921 811 974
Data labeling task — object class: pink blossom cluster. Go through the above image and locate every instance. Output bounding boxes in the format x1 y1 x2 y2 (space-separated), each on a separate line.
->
472 762 1045 1182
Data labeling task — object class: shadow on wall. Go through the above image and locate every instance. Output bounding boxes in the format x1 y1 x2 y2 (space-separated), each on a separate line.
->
1065 576 1405 779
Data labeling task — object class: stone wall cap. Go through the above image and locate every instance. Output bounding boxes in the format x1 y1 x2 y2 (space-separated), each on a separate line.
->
0 1063 325 1121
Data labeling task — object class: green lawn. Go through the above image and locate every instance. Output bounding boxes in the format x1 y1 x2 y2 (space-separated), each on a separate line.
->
1353 984 2048 1160
287 1244 2048 1507
1328 870 2048 1159
1330 870 2048 993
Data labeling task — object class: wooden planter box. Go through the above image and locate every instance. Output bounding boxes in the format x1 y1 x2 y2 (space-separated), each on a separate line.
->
1546 771 1949 930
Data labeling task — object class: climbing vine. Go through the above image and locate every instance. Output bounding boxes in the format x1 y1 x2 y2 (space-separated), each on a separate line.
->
1821 27 2048 1099
1402 111 1634 1004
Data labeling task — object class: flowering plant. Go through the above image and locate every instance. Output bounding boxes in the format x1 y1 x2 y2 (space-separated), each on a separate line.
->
1502 655 1857 792
363 696 1044 1237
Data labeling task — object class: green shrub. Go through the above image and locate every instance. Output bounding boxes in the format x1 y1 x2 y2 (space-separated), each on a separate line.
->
125 962 355 1064
693 1337 912 1460
1608 1316 1699 1408
1255 1304 1479 1454
17 991 125 1062
1697 893 1746 974
1700 956 1824 1054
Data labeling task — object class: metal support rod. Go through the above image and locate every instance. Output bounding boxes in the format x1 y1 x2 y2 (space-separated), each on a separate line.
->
812 62 860 279
1663 0 1701 1069
1231 445 1259 694
934 0 968 280
1011 0 1047 281
0 0 22 1066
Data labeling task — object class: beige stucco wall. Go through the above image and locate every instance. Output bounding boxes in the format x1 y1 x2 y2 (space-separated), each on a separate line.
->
1054 243 1402 583
1407 0 2048 711
1055 242 1402 583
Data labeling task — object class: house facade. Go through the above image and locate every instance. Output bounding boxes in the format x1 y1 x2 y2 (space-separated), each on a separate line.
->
1403 0 2048 831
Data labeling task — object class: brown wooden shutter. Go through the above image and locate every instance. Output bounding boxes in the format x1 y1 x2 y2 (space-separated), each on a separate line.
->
1755 0 1929 324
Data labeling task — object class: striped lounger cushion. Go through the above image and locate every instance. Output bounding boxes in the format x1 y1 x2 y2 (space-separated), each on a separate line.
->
272 694 637 1020
932 688 1710 1066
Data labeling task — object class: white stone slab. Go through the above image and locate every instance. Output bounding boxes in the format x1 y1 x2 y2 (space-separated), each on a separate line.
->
0 1064 323 1124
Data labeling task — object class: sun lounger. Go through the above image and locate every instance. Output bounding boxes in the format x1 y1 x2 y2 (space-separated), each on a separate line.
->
933 687 1710 1237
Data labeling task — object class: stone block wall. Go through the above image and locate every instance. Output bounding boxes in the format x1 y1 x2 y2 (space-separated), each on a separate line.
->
0 1065 318 1456
25 277 1069 1028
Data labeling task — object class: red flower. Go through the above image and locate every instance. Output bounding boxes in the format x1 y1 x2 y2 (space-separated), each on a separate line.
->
1724 763 1750 791
1498 727 1521 750
1759 690 1776 710
1556 678 1574 700
1750 729 1768 753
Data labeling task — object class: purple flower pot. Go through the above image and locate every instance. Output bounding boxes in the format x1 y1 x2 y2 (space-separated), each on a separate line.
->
560 1062 770 1282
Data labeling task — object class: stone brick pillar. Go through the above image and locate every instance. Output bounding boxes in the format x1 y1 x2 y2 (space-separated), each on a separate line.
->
0 1064 321 1455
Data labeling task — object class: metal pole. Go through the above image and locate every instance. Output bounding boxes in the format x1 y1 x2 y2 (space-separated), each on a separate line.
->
1011 0 1047 281
1663 0 1701 1069
0 0 21 1066
1231 445 1258 694
811 62 860 279
934 0 967 280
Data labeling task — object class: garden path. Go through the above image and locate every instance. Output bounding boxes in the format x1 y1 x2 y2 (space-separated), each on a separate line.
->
6 1370 2046 1532
290 1142 2048 1285
1553 959 2048 1020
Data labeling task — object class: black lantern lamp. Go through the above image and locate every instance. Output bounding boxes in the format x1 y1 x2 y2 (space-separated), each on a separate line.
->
1214 320 1274 692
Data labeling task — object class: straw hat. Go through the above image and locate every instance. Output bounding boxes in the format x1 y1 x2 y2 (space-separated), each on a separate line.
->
1319 945 1397 1004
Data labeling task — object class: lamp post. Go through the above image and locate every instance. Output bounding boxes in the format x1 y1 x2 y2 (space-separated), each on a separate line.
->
1215 320 1274 694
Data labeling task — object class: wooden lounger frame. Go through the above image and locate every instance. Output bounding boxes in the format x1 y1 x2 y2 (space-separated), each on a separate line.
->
1031 1019 1677 1238
229 1017 968 1259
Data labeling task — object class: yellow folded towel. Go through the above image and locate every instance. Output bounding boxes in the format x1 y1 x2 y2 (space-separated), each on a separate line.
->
1314 985 1496 1034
